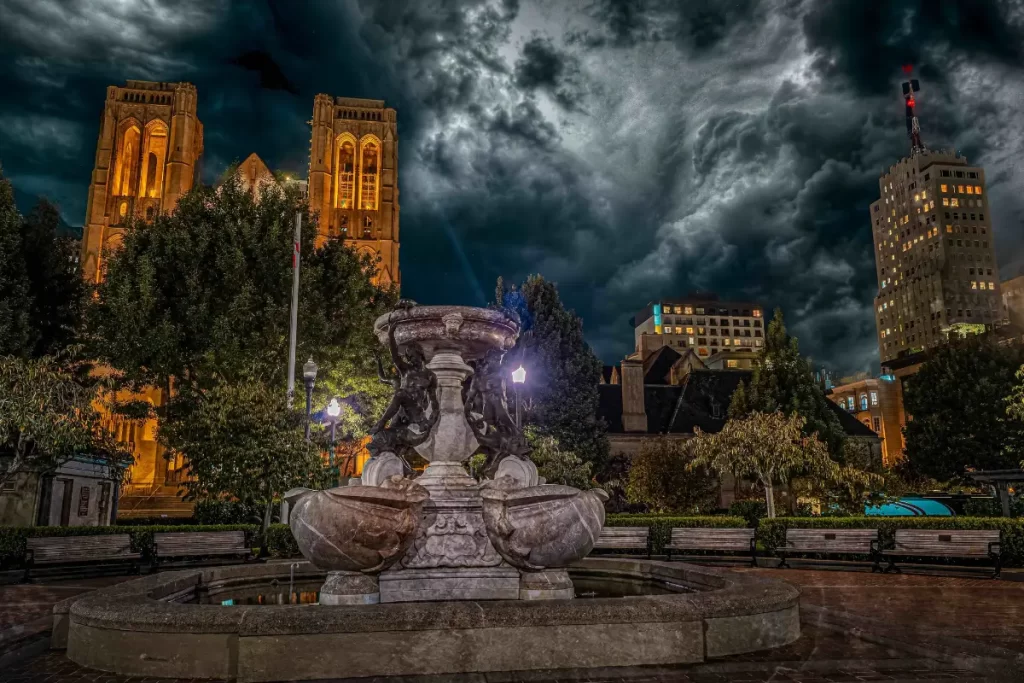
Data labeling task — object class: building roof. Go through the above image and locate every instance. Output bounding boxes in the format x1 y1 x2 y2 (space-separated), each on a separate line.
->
600 365 617 384
601 369 882 442
643 346 681 384
826 400 878 438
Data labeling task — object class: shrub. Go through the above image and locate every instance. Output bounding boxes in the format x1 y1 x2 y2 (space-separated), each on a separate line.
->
605 514 746 554
756 516 1024 567
963 497 1023 518
265 523 300 558
728 500 767 527
0 524 258 567
193 499 272 525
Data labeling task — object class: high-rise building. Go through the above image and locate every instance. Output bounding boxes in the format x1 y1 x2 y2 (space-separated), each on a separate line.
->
308 95 400 286
870 71 1002 363
80 80 203 283
630 294 765 362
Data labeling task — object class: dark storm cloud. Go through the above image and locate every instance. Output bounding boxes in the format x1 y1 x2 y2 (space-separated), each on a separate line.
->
2 0 1024 374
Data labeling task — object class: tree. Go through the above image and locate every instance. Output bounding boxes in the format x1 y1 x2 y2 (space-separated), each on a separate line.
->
0 171 32 357
0 351 131 487
159 381 330 540
20 199 84 357
625 438 718 513
495 275 609 471
525 428 593 489
729 308 846 457
905 336 1024 481
86 177 396 437
690 412 878 518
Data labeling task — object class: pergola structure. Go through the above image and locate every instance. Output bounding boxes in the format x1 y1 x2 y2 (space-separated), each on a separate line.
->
967 469 1024 517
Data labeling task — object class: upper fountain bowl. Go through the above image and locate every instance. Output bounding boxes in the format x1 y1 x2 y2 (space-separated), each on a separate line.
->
374 305 519 361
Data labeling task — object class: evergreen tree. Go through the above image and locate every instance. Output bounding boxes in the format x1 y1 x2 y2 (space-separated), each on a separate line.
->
906 336 1024 481
21 199 84 356
0 171 32 357
495 275 609 471
729 308 846 457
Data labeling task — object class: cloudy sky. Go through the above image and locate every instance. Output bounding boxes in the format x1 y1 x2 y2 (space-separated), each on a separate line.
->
2 0 1024 374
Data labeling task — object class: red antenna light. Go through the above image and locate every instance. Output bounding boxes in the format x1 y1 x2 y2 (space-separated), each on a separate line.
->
907 97 915 108
902 64 914 74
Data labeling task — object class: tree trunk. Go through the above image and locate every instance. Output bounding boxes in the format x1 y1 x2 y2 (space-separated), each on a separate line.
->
764 481 776 519
260 484 274 559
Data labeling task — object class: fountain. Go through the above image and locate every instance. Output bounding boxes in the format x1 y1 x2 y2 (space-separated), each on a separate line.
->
286 304 608 605
57 304 800 682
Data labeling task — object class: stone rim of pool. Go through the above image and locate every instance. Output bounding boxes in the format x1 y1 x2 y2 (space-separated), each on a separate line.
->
57 557 800 681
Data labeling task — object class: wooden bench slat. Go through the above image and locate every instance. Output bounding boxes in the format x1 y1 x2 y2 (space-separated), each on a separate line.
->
26 534 141 568
153 530 251 560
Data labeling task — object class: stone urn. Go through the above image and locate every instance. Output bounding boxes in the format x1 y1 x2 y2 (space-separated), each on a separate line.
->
286 476 428 604
479 479 609 571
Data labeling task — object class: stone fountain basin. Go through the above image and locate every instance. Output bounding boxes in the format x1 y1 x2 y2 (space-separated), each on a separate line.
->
374 305 519 360
57 558 800 682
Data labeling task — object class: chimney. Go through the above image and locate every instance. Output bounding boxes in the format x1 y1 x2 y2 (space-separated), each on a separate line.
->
620 358 647 433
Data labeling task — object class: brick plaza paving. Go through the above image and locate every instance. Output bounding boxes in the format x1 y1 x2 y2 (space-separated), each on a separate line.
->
3 566 1023 682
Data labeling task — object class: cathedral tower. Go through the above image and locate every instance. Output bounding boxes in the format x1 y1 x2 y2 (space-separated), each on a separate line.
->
307 95 400 286
81 80 203 282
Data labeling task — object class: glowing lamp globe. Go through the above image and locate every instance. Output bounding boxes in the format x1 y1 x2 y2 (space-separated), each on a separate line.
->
512 365 526 384
327 398 342 418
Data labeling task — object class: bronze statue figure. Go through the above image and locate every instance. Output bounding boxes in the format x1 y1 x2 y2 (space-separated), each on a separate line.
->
464 350 530 478
368 321 439 457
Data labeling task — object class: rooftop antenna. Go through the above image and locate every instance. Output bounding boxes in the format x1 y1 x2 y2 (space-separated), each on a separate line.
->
901 64 925 155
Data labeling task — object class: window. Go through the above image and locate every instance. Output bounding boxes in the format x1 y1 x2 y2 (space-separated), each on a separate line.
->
941 184 947 193
363 215 373 237
359 138 380 210
684 306 693 315
846 397 855 411
686 327 694 334
870 391 878 406
975 185 982 195
673 306 682 314
942 198 949 206
860 395 868 411
755 339 762 347
335 138 356 208
873 417 881 432
726 359 738 368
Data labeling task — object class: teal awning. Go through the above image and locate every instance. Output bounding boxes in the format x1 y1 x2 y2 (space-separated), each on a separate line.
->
864 497 954 516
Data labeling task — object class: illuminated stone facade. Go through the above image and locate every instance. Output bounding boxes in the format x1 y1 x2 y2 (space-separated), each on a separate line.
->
308 95 400 287
81 80 203 283
828 376 904 466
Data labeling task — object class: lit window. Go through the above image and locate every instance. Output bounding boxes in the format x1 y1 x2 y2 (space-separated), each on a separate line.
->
922 190 927 199
359 139 380 210
684 306 693 315
913 193 920 201
655 325 663 334
686 327 694 334
950 198 959 208
723 339 730 346
989 281 995 289
846 397 855 411
941 184 947 192
733 339 741 346
873 416 881 432
674 306 682 314
971 281 977 290
957 185 964 193
688 337 695 345
942 198 949 206
975 185 982 195
726 359 738 368
335 138 356 208
967 185 974 195
755 339 762 347
860 395 869 411
870 391 878 406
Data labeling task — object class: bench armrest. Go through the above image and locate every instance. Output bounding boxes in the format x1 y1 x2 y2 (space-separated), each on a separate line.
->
24 548 34 564
870 539 881 554
989 541 1001 557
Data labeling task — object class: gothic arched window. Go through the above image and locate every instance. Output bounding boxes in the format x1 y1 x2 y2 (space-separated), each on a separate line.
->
139 121 168 199
860 394 869 411
335 137 356 208
359 138 379 210
112 125 141 196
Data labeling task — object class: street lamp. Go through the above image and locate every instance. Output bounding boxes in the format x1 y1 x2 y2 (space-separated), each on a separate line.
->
326 398 341 459
512 365 526 429
302 357 318 440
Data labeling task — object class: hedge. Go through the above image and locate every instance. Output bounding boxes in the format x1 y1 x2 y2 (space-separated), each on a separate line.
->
605 515 747 555
266 523 300 558
757 516 1024 567
0 524 258 568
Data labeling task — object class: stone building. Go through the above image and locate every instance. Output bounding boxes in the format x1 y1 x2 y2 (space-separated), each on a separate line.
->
827 376 904 466
308 95 400 286
1003 275 1024 330
79 83 401 519
598 345 883 509
631 294 765 362
0 457 122 527
80 80 203 284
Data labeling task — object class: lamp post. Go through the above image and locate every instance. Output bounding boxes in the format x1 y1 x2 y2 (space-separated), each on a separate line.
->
511 365 526 429
326 398 341 465
302 357 318 440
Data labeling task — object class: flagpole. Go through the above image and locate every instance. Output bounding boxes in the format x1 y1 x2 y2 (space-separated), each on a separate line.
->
287 211 301 407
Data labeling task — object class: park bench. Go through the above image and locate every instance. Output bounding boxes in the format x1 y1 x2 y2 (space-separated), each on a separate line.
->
880 529 1001 578
776 528 881 571
24 534 141 581
592 527 650 558
152 530 252 568
664 527 757 565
